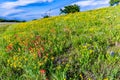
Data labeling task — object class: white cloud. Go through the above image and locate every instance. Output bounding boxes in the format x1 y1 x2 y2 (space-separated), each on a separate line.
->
0 0 53 17
0 0 53 9
1 9 24 17
72 0 110 7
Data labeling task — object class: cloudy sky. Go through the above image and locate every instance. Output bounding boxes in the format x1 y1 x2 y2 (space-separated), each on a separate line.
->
0 0 110 21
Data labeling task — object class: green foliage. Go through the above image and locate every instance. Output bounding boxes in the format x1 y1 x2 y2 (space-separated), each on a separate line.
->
0 18 25 22
109 0 120 6
60 4 80 14
43 15 50 18
0 5 120 80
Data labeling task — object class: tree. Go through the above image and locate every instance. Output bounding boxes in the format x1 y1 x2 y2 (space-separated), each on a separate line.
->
43 15 50 18
109 0 120 6
60 4 80 14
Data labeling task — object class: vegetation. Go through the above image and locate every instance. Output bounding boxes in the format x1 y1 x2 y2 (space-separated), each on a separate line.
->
0 18 25 22
0 5 120 80
0 24 9 34
109 0 120 6
60 4 80 14
43 15 50 18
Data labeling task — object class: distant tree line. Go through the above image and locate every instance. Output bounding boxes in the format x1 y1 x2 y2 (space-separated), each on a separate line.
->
0 18 26 22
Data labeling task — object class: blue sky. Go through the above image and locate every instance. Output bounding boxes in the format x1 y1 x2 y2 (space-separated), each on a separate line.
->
0 0 110 21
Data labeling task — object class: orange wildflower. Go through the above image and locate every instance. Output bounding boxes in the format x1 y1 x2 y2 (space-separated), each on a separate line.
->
37 49 41 57
6 43 13 52
40 69 46 74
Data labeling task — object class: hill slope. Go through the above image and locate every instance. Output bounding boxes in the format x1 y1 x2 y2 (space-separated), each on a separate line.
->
0 6 120 80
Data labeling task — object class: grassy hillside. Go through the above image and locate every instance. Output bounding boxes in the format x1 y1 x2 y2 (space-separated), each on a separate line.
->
0 6 120 80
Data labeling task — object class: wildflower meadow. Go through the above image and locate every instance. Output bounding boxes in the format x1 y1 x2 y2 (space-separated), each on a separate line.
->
0 5 120 80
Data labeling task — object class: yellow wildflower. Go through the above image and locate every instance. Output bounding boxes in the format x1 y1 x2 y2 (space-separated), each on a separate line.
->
13 63 16 68
88 78 91 80
80 74 83 80
7 59 10 63
33 53 37 59
66 64 69 67
104 78 108 80
51 57 54 60
89 27 95 32
34 66 36 69
10 63 13 67
83 45 87 49
13 56 18 61
38 62 43 66
57 65 61 70
90 50 93 54
25 58 28 61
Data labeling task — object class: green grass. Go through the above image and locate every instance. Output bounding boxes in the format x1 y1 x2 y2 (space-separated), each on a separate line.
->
0 24 9 34
0 6 120 80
